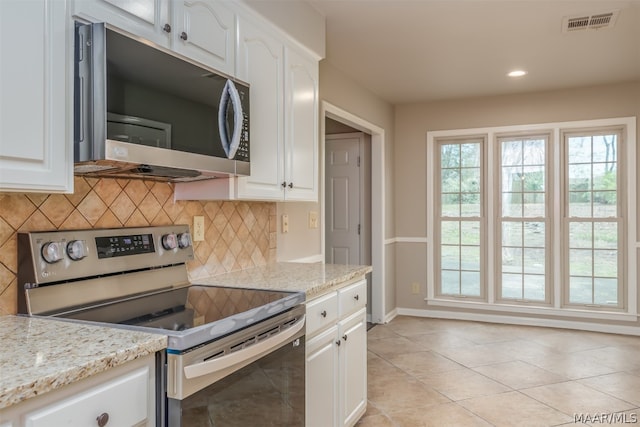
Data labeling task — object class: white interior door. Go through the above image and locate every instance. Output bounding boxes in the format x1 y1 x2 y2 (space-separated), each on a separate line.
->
325 136 361 264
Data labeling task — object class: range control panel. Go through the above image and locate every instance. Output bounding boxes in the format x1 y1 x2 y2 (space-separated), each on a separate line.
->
96 234 155 259
18 225 194 285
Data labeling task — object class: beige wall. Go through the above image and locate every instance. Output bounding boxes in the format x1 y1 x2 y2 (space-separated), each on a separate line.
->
319 60 397 317
394 81 640 328
0 177 275 316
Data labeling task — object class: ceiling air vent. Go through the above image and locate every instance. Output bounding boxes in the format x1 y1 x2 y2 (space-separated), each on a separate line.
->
562 10 619 32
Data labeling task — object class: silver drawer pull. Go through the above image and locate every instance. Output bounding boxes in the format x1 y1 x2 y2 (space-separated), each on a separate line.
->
354 294 360 301
320 310 327 318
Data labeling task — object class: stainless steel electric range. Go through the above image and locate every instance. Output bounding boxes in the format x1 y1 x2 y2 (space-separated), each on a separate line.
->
17 225 306 427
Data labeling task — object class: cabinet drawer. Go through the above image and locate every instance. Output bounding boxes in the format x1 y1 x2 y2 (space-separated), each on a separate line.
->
338 279 367 316
306 291 338 336
24 366 149 427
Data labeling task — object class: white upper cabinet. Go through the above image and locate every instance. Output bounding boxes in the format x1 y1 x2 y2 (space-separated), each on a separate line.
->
72 0 172 46
73 0 235 74
171 0 235 75
284 46 319 201
235 16 286 201
0 0 73 193
233 18 319 202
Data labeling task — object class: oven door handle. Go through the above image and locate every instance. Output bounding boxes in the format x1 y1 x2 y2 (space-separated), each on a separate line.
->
183 315 305 379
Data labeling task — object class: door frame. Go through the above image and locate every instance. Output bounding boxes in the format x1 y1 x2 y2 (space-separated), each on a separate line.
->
321 101 386 323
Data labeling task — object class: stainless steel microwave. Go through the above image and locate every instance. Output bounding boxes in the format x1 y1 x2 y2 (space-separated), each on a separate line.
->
74 23 250 182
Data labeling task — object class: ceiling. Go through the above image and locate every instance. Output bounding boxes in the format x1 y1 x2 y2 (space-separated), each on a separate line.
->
306 0 640 105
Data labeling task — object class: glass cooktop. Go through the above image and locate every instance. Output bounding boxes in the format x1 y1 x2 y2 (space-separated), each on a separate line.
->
61 285 304 352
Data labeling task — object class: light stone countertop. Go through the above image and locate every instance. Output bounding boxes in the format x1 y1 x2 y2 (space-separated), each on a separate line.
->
195 262 373 299
0 315 167 410
0 262 370 411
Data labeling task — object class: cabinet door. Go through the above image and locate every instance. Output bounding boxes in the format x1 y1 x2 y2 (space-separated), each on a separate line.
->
0 0 72 193
284 46 319 201
235 17 285 200
306 325 339 427
72 0 171 47
172 0 235 75
339 308 367 427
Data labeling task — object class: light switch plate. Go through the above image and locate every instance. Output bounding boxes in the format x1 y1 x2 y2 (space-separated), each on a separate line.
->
282 214 289 233
308 211 318 229
193 216 205 241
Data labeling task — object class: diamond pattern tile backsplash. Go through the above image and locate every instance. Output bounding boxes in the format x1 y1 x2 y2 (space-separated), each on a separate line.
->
0 177 276 316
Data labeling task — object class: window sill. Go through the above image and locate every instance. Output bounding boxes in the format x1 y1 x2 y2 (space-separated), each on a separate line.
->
425 297 638 322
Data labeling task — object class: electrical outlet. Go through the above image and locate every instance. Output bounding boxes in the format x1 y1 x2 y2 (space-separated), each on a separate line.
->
193 216 205 241
282 214 289 233
411 282 420 294
308 211 318 229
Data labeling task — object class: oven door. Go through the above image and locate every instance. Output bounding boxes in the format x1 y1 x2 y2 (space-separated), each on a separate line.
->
166 309 305 427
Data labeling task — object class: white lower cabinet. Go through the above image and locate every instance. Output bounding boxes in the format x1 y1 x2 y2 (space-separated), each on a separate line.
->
306 279 367 427
0 355 156 427
306 324 339 427
339 308 367 427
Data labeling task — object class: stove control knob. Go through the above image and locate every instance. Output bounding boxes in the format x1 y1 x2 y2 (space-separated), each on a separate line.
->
41 242 64 264
67 240 88 261
162 233 178 250
177 232 192 249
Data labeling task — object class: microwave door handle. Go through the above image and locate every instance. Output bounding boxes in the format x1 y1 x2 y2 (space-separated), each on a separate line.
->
217 80 243 160
227 80 244 159
183 316 305 380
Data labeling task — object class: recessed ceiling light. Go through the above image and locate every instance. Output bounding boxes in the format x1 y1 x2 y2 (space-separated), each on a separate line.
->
508 70 528 78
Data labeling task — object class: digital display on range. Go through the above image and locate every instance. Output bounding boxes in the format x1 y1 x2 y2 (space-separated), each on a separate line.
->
95 234 155 259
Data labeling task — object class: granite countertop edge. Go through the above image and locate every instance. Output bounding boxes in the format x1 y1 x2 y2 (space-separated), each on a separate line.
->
0 316 167 410
194 262 373 300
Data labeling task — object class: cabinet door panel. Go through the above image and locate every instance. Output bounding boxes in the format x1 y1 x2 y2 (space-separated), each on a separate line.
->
339 309 367 427
306 326 339 427
173 0 235 75
0 0 71 192
285 47 318 201
236 18 285 200
72 0 171 47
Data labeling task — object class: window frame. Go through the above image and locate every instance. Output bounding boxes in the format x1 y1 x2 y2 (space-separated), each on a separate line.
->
560 126 627 311
425 117 637 321
433 136 487 301
495 132 553 306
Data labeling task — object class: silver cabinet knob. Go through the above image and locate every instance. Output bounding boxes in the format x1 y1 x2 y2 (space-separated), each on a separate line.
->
342 334 348 341
180 31 188 41
288 182 294 189
163 23 171 33
320 310 327 318
354 294 360 301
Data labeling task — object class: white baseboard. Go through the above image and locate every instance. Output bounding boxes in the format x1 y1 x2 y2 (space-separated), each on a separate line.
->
396 307 640 336
382 308 398 324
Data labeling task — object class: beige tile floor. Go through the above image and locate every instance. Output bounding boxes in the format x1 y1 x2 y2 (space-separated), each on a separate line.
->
357 316 640 427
